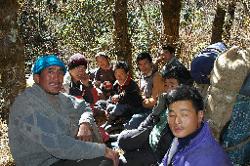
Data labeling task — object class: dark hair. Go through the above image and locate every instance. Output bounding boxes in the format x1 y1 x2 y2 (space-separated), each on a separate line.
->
68 53 88 70
162 45 175 54
166 85 204 112
136 52 152 63
162 66 193 86
113 61 129 73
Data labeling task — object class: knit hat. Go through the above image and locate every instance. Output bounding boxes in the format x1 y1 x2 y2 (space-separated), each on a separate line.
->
68 53 88 70
32 55 66 75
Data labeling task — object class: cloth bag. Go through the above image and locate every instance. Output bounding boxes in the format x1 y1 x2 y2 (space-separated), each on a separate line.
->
205 46 250 139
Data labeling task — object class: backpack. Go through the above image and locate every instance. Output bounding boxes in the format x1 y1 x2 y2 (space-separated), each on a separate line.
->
191 42 227 84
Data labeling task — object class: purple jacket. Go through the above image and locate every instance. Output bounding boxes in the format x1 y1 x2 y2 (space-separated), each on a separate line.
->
160 122 232 166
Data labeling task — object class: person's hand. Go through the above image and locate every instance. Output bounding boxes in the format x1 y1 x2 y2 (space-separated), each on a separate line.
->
76 122 93 142
104 147 119 166
103 81 113 90
142 98 157 109
80 74 90 86
105 110 110 119
143 98 156 105
151 93 168 116
111 95 119 103
142 98 149 105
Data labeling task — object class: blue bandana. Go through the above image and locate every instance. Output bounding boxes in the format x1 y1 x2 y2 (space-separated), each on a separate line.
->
32 55 66 74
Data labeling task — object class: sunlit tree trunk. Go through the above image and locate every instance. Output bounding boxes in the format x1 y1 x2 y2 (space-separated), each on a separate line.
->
113 0 132 73
0 0 25 121
211 3 226 44
160 0 182 50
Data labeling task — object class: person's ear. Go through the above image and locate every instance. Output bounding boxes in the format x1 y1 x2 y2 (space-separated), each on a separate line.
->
33 74 40 84
198 111 204 124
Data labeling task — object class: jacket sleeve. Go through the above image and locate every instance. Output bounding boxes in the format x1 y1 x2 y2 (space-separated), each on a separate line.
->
119 81 142 107
188 150 233 166
62 93 95 125
138 113 160 130
151 72 164 99
64 94 102 142
117 128 151 151
10 93 106 160
117 113 160 151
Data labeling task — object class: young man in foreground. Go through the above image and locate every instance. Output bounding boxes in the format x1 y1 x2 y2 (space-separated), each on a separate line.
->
160 85 232 166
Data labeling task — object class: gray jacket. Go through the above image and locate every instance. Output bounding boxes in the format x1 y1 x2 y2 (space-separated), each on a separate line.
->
8 84 105 166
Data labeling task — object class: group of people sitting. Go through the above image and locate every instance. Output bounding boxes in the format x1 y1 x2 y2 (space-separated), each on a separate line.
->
8 42 249 166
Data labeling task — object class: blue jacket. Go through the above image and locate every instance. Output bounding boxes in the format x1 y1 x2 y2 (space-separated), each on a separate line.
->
160 122 232 166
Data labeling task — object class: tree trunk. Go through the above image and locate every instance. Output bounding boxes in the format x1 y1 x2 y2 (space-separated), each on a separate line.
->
223 1 236 42
211 4 226 44
113 0 132 73
160 0 182 50
0 0 25 121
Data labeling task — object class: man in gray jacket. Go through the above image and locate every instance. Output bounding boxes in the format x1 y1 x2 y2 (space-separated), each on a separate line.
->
8 55 119 166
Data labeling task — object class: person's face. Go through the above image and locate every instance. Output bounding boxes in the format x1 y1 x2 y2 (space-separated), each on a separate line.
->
137 59 152 75
164 78 179 92
159 49 172 63
96 56 110 70
168 100 203 138
114 68 128 85
69 65 86 82
34 66 64 94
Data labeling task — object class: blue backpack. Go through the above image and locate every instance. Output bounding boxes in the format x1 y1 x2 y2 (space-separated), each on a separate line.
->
191 42 227 84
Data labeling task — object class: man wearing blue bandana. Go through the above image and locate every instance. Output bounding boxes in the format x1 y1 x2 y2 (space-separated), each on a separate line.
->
8 55 119 166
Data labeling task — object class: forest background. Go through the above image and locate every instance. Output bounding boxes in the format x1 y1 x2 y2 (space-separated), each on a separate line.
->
1 0 250 165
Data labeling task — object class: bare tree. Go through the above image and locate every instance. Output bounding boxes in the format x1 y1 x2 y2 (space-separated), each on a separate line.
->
211 3 226 44
0 0 25 121
113 0 132 67
160 0 182 49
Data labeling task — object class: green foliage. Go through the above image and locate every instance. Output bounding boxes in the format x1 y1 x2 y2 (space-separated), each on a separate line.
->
19 0 115 71
179 0 216 64
18 0 250 71
19 0 59 74
128 1 161 58
55 0 114 58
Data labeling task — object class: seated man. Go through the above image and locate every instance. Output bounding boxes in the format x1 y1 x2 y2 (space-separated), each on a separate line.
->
63 53 101 107
105 61 143 132
157 44 193 85
155 44 176 70
136 52 164 109
8 55 119 166
117 65 192 166
93 52 116 99
160 85 232 166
